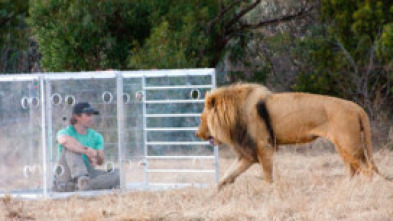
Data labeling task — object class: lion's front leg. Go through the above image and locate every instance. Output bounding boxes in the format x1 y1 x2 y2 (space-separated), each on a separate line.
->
218 157 253 190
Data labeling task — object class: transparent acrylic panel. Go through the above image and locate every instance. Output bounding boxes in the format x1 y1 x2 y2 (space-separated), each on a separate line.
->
47 76 119 192
0 79 43 195
122 77 146 185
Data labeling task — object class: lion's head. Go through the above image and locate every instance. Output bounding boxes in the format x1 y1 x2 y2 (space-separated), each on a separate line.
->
196 83 272 148
196 86 245 146
196 91 223 146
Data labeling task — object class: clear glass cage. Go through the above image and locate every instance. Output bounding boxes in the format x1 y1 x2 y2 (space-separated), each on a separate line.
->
0 69 218 199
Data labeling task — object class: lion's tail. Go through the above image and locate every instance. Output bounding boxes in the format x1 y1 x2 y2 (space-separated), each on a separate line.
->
359 110 374 168
359 110 393 181
257 101 276 149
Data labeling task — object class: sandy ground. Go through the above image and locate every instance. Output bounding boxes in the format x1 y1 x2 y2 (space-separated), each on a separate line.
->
1 146 393 221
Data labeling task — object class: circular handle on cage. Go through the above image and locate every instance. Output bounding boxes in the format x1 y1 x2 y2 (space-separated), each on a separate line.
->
53 164 65 177
29 97 40 108
102 91 114 104
123 93 130 104
51 93 62 105
65 95 76 105
106 162 114 173
190 89 200 100
21 97 29 109
23 165 32 178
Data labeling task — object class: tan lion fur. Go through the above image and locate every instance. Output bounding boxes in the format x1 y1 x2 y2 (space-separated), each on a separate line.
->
196 83 390 189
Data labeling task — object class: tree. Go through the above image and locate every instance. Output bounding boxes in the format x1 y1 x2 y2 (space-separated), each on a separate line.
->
0 0 31 73
29 0 152 71
28 0 316 72
129 0 216 69
129 21 196 69
293 0 393 118
130 0 316 69
204 0 315 67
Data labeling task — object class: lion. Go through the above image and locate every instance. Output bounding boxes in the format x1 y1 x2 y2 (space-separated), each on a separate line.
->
196 83 391 189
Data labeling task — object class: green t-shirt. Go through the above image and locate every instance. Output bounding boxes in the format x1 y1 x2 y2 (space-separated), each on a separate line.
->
57 126 104 168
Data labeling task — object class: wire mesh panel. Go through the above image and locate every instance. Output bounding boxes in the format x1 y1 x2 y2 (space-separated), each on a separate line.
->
0 75 44 198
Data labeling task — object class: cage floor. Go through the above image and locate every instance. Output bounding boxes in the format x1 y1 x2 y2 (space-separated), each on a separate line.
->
0 182 210 200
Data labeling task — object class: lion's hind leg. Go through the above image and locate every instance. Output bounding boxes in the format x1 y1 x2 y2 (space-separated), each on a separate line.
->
218 157 253 190
256 141 275 183
332 139 370 178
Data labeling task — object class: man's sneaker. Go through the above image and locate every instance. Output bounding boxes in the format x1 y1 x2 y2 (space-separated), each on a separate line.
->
52 181 76 192
77 176 90 191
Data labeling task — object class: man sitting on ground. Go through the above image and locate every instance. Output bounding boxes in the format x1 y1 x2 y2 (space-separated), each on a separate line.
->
52 102 120 191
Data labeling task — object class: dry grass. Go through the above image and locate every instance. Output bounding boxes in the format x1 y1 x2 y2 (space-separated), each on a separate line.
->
1 146 393 221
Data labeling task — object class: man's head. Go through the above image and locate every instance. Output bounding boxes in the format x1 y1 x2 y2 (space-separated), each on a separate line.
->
70 102 99 126
72 102 100 115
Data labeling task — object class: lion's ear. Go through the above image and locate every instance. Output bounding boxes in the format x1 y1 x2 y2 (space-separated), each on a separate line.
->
206 95 216 109
210 97 215 108
207 96 215 109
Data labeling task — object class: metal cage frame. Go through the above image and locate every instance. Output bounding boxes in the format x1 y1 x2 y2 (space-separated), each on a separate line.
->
0 69 218 199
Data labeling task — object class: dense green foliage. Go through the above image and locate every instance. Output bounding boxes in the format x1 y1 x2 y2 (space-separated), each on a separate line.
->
27 0 224 71
291 0 393 115
29 0 152 71
0 0 30 73
129 1 217 69
2 0 393 110
0 0 29 49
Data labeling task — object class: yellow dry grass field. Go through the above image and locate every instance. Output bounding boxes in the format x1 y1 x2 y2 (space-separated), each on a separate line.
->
2 145 393 221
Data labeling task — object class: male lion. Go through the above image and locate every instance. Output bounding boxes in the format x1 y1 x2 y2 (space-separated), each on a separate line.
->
196 83 390 189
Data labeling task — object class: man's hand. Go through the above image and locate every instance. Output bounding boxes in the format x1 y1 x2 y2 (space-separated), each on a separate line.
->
85 147 98 167
96 150 105 166
58 135 103 167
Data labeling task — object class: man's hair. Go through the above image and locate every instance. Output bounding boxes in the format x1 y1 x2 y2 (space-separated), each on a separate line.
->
70 115 80 125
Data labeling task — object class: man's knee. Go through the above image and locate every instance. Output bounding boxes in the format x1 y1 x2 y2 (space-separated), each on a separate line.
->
64 148 83 161
62 148 88 179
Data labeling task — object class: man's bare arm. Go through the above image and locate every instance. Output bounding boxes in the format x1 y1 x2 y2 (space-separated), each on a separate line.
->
96 150 105 165
58 135 98 163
